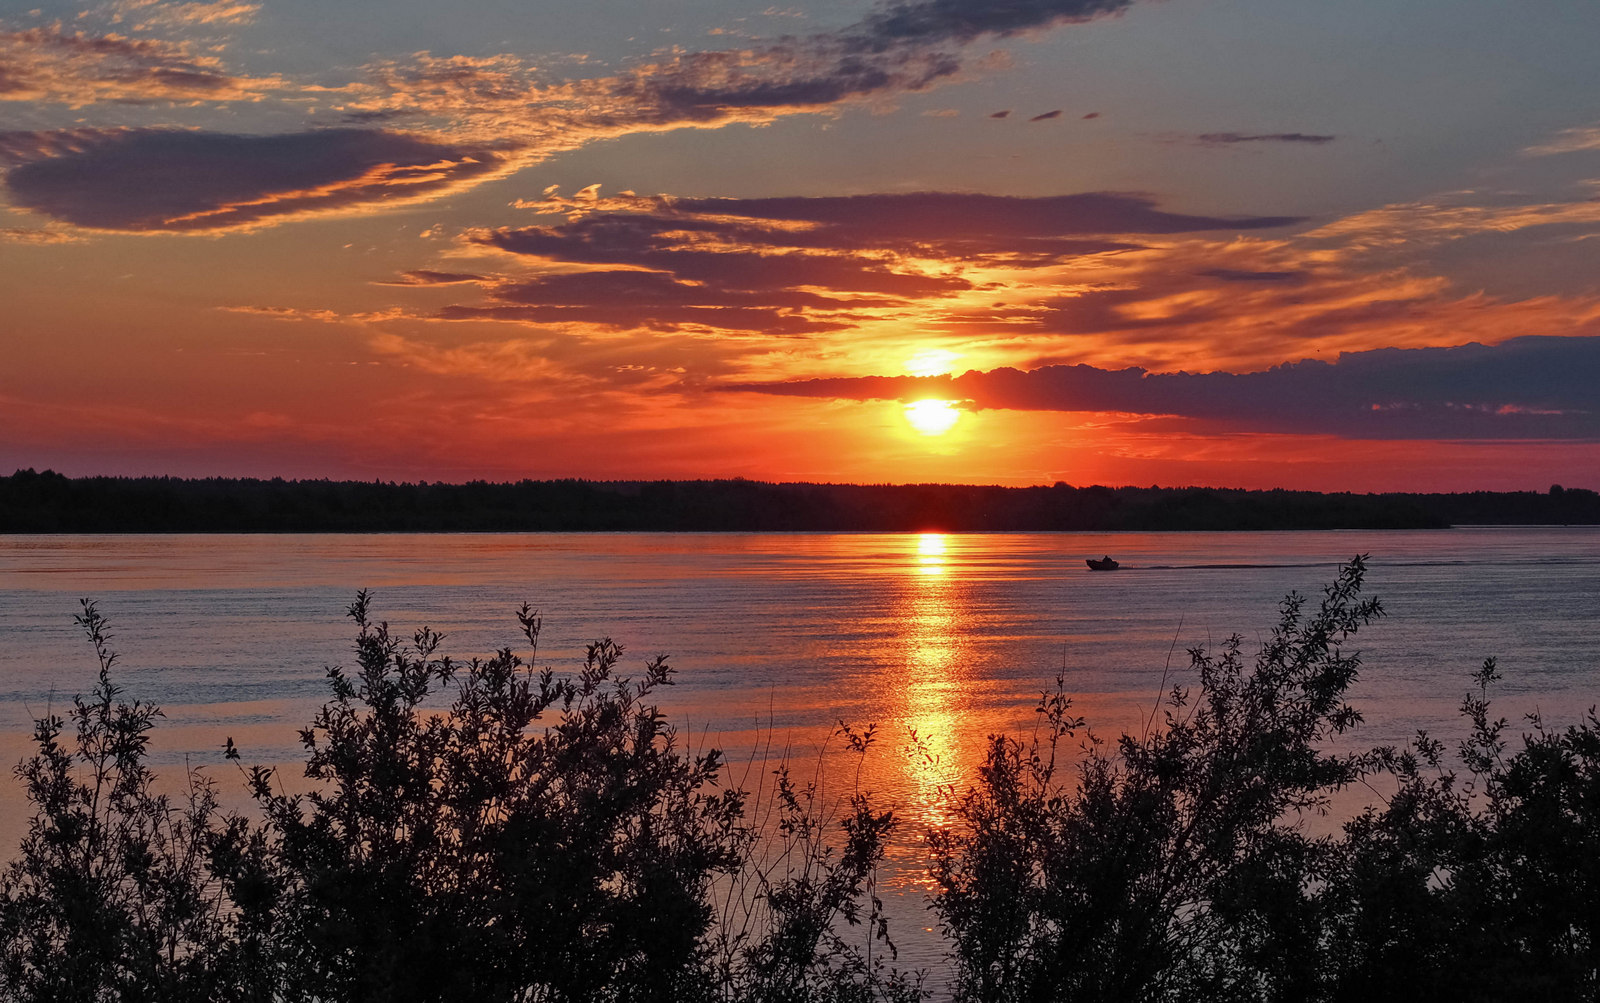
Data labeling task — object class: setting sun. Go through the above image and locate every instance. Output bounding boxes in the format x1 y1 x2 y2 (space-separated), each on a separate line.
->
905 399 961 436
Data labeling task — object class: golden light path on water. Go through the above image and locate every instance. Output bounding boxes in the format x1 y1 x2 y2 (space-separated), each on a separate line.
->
896 533 969 834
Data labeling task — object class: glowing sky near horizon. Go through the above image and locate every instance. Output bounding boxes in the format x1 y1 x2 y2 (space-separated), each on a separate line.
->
3 0 1600 491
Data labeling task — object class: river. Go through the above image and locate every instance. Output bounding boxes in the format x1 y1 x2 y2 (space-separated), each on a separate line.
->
3 528 1597 977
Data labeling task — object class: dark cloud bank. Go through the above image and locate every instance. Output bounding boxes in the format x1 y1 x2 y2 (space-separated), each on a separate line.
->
0 128 512 232
725 336 1600 440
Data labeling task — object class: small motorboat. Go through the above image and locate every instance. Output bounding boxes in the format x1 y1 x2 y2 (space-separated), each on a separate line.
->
1086 556 1120 571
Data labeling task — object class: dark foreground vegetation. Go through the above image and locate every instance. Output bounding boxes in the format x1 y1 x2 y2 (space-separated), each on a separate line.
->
5 468 1600 532
3 559 1597 1001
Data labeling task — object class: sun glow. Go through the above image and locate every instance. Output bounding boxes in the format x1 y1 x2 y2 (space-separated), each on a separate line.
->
905 399 961 436
906 348 961 377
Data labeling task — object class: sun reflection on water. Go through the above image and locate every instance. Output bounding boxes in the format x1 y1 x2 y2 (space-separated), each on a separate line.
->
893 533 973 837
916 532 946 574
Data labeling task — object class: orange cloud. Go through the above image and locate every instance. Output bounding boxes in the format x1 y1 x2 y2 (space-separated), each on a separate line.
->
105 0 262 29
0 25 280 106
0 225 83 244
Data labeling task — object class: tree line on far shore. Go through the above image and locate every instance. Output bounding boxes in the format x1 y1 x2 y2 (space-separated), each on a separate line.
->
5 468 1600 532
2 560 1597 1001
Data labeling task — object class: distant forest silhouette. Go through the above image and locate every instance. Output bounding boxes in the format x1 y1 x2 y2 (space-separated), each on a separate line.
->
3 468 1599 532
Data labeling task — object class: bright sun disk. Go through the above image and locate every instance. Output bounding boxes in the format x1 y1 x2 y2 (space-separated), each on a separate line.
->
905 399 961 436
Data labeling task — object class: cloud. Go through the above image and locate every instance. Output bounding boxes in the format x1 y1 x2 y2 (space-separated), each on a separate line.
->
331 0 1141 141
472 212 973 297
364 182 1600 382
413 189 1301 341
0 127 520 232
662 191 1300 239
2 0 1149 232
989 109 1011 118
375 269 488 286
105 0 262 28
217 304 345 323
0 25 278 106
601 44 962 126
501 190 1296 273
1029 109 1062 121
0 226 83 244
324 0 1139 143
436 269 877 335
596 0 1136 125
846 0 1135 49
723 336 1600 440
1523 125 1600 157
1193 132 1337 145
1196 267 1306 282
1307 196 1600 248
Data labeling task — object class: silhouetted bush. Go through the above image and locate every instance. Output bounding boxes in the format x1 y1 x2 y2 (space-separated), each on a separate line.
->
1316 659 1600 1001
0 602 239 1003
931 557 1600 1002
2 598 921 1003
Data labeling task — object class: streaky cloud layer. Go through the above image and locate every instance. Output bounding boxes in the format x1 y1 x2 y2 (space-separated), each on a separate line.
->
724 336 1600 440
420 190 1301 340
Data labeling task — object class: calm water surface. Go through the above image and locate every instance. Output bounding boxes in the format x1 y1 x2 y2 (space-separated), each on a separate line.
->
3 528 1598 975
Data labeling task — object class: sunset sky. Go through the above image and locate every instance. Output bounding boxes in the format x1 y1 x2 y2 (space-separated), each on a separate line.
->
4 0 1599 490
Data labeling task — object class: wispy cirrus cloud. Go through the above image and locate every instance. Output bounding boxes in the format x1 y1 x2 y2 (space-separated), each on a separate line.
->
0 225 84 244
1523 124 1600 157
329 0 1138 139
104 0 262 28
592 0 1135 125
0 24 279 106
1306 194 1600 249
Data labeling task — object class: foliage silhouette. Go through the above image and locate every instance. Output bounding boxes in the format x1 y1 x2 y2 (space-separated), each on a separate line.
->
0 602 238 1003
2 596 921 1003
222 593 752 1001
930 556 1600 1002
